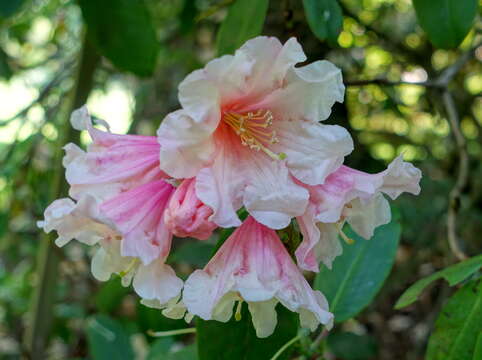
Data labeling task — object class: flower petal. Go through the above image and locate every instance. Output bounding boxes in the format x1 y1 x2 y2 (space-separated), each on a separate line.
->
345 194 391 239
274 120 353 185
261 60 345 122
248 299 278 338
243 155 309 229
133 259 183 305
100 180 175 264
380 155 422 199
157 110 216 178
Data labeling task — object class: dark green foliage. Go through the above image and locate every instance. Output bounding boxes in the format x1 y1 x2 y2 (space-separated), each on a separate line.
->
327 332 378 360
302 0 343 45
412 0 477 48
78 0 159 76
315 219 401 322
426 280 482 360
197 303 298 360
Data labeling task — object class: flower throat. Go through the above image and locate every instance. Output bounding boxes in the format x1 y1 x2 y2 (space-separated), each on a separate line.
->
223 109 286 161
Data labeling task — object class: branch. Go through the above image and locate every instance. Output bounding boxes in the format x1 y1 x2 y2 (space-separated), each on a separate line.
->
443 91 469 261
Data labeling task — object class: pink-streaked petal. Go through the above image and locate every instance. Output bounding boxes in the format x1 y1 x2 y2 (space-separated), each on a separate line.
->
274 120 353 185
183 216 333 337
157 110 217 179
100 180 175 265
195 127 246 228
164 178 218 240
243 154 309 229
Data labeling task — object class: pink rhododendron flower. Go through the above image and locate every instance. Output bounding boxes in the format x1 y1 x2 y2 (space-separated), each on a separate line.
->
183 216 333 338
39 106 183 306
295 155 422 272
157 36 354 230
164 177 218 240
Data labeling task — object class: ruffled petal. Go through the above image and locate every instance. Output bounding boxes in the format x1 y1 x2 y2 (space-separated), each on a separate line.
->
345 194 391 239
38 196 111 247
274 120 353 185
133 259 183 305
243 154 309 229
65 107 163 201
100 180 175 265
379 155 422 199
157 110 217 178
260 60 344 122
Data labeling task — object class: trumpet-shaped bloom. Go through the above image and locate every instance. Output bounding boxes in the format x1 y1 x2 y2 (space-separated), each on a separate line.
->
39 107 183 306
183 216 333 338
164 177 217 240
158 37 353 230
295 155 422 272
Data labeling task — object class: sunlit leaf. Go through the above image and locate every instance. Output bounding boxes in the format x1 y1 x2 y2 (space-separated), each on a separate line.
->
216 0 269 55
302 0 343 44
314 218 400 322
395 254 482 309
426 280 482 360
412 0 477 49
196 303 298 360
78 0 159 76
86 314 134 360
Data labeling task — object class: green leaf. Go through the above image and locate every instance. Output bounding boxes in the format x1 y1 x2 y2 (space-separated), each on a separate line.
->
474 333 482 360
0 0 26 19
146 338 174 360
314 219 401 322
197 303 298 360
412 0 477 49
169 241 215 268
168 345 198 360
395 254 482 309
78 0 159 76
327 332 378 360
216 0 269 55
94 277 130 313
302 0 343 44
426 280 482 360
86 314 134 360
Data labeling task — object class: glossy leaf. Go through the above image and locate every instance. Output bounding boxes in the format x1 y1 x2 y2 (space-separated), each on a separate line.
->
86 314 134 360
216 0 269 55
395 254 482 309
94 277 130 313
412 0 477 49
169 241 215 268
327 332 378 360
78 0 159 76
302 0 343 44
314 219 401 322
197 303 298 360
426 280 482 360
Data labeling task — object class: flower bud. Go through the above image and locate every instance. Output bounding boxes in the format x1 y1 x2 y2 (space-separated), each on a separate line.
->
164 178 217 240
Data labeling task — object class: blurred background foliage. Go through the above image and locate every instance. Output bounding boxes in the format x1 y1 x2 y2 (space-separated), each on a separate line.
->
0 0 481 359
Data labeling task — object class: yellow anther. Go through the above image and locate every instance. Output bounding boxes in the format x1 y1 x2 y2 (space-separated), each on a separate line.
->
336 223 354 245
234 300 243 321
223 109 286 161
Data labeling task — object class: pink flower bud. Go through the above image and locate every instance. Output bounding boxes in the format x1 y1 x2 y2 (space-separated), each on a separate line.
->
164 178 217 240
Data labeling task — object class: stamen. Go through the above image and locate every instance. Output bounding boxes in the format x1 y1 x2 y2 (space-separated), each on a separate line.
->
119 258 139 277
223 109 286 161
336 223 354 245
234 300 243 321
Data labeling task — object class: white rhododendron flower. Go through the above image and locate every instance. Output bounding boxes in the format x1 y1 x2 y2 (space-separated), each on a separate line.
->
157 36 353 230
295 155 422 272
183 216 333 338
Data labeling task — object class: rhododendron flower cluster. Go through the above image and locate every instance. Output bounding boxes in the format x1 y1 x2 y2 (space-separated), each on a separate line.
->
39 37 421 338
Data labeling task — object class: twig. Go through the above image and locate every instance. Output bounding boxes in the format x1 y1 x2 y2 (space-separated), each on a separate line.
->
443 91 469 261
309 328 329 353
147 328 196 337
